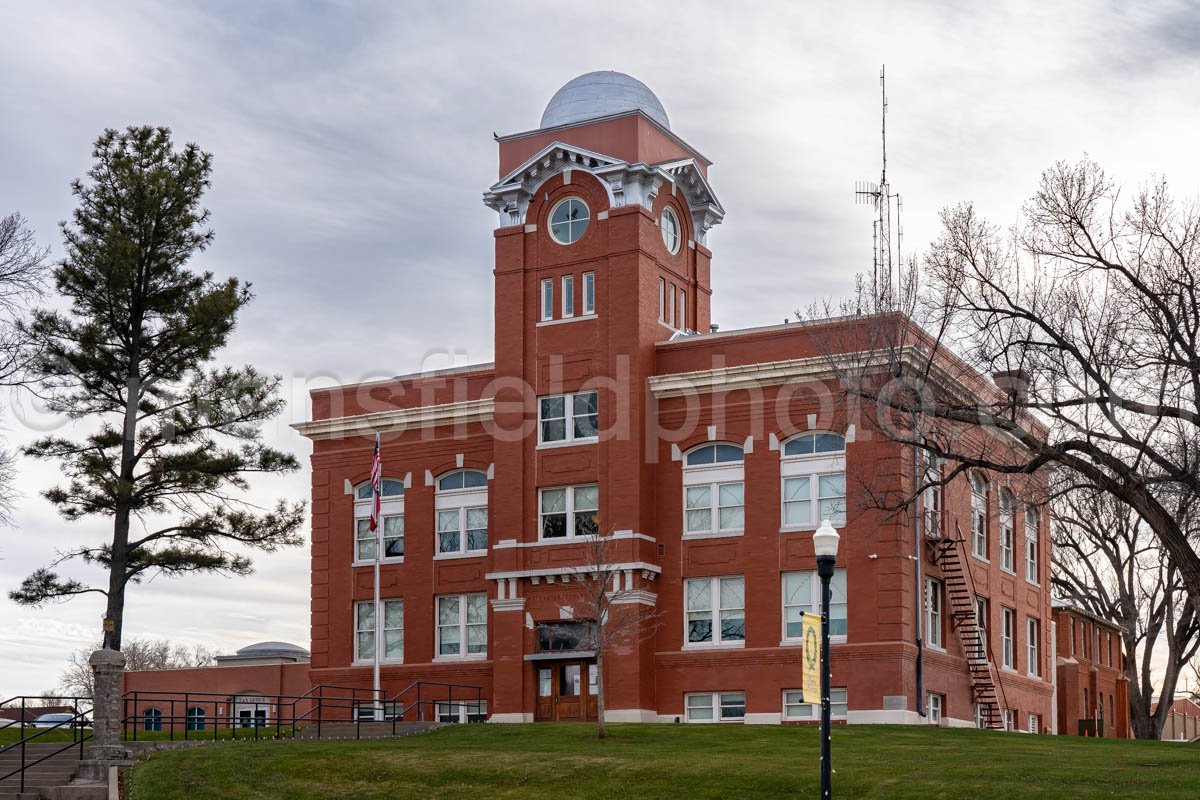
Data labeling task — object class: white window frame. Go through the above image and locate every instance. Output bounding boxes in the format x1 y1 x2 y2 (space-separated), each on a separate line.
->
1004 708 1016 732
435 472 488 557
436 593 487 660
971 473 989 560
548 196 589 245
780 433 847 531
669 283 677 327
1001 607 1016 671
1027 617 1040 677
1025 506 1040 584
353 480 405 565
927 692 943 725
974 596 989 656
537 390 598 446
541 278 554 321
661 206 682 254
974 703 988 729
583 271 595 315
678 288 686 330
999 490 1015 573
925 578 943 649
684 575 745 648
783 688 848 721
658 277 666 321
1028 712 1039 734
684 691 745 723
537 484 599 540
436 700 487 724
782 569 847 645
353 598 403 665
562 275 575 318
683 444 745 538
922 454 942 538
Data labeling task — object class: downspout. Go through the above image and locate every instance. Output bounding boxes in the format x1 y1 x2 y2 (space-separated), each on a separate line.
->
913 445 925 718
1050 619 1058 734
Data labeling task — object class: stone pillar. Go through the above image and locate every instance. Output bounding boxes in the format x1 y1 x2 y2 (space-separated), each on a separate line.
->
88 648 127 760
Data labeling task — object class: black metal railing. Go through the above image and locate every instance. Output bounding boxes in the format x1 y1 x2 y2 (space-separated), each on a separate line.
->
0 695 94 795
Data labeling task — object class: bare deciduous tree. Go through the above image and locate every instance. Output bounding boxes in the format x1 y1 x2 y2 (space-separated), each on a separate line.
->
807 158 1200 609
545 534 661 739
1052 483 1200 738
58 637 217 697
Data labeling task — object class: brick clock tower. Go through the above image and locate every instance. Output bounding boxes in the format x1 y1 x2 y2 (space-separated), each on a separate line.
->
482 72 724 721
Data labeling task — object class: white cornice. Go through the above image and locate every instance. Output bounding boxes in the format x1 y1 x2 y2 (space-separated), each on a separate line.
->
485 562 662 581
292 398 494 441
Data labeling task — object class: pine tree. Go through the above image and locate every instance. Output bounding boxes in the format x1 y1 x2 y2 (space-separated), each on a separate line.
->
9 126 305 650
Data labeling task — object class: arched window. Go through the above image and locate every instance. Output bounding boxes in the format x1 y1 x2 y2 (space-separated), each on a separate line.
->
998 489 1015 572
921 451 943 538
1025 506 1040 584
549 197 590 245
683 443 744 537
143 708 162 732
436 470 489 555
185 707 205 731
970 473 989 560
661 206 681 254
353 478 405 563
781 432 847 529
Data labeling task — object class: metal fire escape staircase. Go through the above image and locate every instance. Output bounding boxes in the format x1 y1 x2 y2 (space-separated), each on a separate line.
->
930 521 1008 730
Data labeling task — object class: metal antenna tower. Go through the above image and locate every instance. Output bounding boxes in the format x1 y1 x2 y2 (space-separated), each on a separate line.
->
855 65 902 308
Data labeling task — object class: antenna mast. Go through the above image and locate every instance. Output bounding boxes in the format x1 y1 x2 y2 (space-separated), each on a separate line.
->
855 65 902 309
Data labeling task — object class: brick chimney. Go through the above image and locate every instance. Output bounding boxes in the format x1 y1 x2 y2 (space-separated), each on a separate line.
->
992 369 1031 404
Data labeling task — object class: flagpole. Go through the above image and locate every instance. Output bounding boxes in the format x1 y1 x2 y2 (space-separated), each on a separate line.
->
373 434 382 721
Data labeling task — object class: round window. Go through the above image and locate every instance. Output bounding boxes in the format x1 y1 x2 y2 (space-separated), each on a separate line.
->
549 197 590 245
661 206 681 254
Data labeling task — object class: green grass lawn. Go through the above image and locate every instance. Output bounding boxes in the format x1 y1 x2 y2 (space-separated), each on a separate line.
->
124 723 1200 800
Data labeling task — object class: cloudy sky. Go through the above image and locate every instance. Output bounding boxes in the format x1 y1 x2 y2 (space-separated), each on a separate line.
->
1 0 1198 695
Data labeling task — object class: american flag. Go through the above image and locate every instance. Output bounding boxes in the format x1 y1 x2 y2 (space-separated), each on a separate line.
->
368 434 382 532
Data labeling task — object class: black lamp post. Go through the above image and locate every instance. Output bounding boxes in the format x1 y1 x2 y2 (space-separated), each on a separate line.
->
813 519 841 800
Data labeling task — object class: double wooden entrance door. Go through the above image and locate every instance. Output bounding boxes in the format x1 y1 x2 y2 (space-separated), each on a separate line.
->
535 660 599 721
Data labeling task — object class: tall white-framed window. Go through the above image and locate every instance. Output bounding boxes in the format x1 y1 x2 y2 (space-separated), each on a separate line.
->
658 277 666 321
974 596 989 655
1004 708 1016 732
927 692 943 725
538 390 598 445
783 688 848 721
684 691 745 723
354 598 403 664
1026 617 1040 677
970 472 989 560
354 478 405 563
583 272 595 315
539 484 599 539
669 283 677 327
781 433 847 529
783 569 847 643
562 275 575 318
1025 506 1040 584
541 278 554 321
1028 713 1040 734
661 206 682 254
925 578 943 649
974 703 989 729
435 470 488 556
436 593 487 658
683 443 745 537
999 489 1015 572
685 575 745 647
678 289 686 330
1001 607 1016 670
921 452 942 537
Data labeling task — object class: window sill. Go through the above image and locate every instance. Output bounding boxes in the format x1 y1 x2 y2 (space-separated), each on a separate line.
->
536 438 598 451
682 530 744 541
925 644 947 653
780 637 847 647
433 551 488 561
352 659 404 667
1000 567 1017 576
682 641 746 651
779 523 846 534
536 314 597 328
1001 666 1018 674
433 654 489 663
352 558 405 568
1026 579 1041 588
970 554 990 564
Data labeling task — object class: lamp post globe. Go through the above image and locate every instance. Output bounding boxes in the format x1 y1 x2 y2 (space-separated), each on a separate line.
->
814 518 839 800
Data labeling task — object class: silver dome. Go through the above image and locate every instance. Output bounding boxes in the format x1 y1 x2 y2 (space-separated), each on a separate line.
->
540 71 669 130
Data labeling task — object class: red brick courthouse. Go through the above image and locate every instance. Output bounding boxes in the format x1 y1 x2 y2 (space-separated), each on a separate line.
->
127 72 1060 730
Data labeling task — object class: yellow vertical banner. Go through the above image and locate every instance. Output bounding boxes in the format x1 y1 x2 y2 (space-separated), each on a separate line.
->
801 612 822 704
